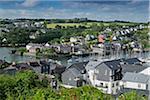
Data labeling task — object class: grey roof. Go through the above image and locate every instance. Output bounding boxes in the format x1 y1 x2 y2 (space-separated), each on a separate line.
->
85 61 101 71
121 64 147 74
63 61 89 78
69 68 81 77
101 59 121 70
123 58 142 65
3 66 16 70
68 61 89 72
122 72 149 84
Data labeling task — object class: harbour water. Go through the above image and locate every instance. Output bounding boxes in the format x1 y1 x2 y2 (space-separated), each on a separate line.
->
0 47 35 63
0 47 149 66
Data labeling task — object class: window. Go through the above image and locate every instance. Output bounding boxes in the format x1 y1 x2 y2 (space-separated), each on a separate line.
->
116 82 119 86
100 83 103 87
105 83 108 88
138 84 141 88
87 75 89 78
112 83 114 87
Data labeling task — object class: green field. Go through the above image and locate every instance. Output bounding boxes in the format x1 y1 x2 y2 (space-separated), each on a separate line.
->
47 22 137 29
47 23 82 28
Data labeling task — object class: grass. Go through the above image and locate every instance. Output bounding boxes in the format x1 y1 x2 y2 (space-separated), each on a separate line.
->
47 23 82 28
47 22 137 29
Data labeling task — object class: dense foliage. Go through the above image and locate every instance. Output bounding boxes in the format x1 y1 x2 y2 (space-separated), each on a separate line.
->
0 70 113 100
118 91 148 100
0 70 148 100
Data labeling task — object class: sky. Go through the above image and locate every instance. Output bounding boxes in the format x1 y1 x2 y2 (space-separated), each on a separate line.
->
0 0 149 22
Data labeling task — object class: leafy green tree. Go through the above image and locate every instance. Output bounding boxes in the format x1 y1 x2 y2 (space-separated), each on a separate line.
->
119 91 148 100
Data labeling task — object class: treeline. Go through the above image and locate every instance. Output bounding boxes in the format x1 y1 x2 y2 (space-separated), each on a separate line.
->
2 18 147 24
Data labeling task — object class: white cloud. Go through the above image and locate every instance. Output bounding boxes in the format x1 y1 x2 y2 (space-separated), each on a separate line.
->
0 4 148 22
21 0 39 7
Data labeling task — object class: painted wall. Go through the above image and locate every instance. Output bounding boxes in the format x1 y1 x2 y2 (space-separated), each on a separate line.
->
123 81 147 90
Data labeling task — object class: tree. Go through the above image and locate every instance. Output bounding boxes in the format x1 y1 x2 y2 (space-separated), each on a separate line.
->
119 91 148 100
55 25 62 29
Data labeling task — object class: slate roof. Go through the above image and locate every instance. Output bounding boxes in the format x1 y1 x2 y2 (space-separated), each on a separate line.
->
102 59 121 70
122 72 149 84
52 64 66 74
63 61 89 78
121 64 147 74
86 58 145 72
68 61 89 72
85 61 101 71
69 68 81 76
124 58 142 65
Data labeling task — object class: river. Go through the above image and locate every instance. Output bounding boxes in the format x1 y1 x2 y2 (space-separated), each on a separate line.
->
0 47 149 66
0 47 35 63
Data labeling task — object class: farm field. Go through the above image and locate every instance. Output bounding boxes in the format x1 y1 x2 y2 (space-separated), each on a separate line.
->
47 23 82 28
47 22 137 28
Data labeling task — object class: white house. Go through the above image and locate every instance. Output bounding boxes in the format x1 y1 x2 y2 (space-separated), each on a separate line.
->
85 60 122 95
26 43 44 53
121 72 149 90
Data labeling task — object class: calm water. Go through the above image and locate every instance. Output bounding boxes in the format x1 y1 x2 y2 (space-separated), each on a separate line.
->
0 47 149 66
0 47 35 63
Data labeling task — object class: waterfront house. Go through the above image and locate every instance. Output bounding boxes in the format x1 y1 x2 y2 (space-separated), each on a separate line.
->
53 44 72 54
26 43 44 53
71 44 89 55
92 43 112 56
61 61 88 88
84 59 123 95
26 43 43 50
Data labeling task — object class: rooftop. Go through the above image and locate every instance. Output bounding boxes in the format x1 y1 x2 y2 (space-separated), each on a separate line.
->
122 72 149 84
